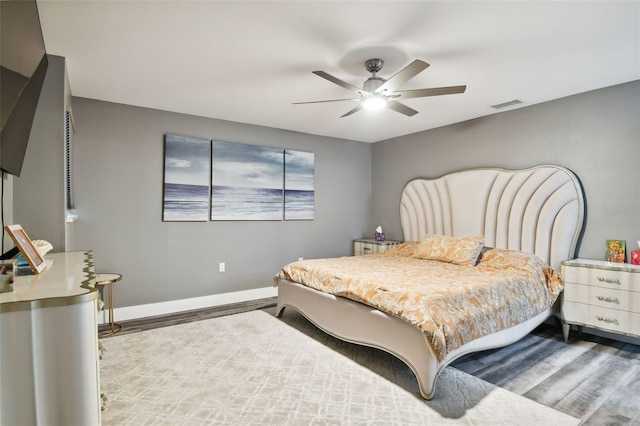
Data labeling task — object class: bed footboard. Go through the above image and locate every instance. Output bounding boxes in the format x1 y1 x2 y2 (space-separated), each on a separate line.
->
276 278 442 399
276 278 554 400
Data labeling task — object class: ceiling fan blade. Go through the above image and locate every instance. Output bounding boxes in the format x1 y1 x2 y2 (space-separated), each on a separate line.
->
386 100 419 117
293 98 360 105
340 103 364 118
313 71 368 95
396 85 467 99
375 60 430 94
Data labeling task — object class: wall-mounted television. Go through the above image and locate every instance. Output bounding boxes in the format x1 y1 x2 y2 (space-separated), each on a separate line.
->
0 0 48 177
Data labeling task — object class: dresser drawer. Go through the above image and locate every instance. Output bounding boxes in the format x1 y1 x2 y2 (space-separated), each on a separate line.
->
563 265 640 292
564 282 640 314
562 301 640 336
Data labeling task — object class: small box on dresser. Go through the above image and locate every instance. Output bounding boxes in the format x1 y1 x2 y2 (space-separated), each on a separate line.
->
561 259 640 342
353 238 402 256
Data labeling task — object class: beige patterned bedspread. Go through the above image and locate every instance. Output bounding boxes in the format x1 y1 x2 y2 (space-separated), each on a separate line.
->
274 243 563 362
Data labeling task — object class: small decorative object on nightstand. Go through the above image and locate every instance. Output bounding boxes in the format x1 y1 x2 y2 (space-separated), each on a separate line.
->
353 238 401 256
561 259 640 341
0 261 14 293
631 241 640 265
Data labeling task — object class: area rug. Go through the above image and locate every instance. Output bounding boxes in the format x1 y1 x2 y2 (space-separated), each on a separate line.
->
99 310 580 425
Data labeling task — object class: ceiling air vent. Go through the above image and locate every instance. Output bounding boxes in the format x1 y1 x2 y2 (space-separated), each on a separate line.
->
491 99 523 110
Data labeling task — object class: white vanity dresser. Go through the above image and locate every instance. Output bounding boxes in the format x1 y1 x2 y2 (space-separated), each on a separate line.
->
561 258 640 342
0 251 101 426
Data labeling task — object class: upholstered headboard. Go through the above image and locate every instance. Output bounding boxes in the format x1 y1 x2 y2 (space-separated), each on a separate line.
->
400 165 585 271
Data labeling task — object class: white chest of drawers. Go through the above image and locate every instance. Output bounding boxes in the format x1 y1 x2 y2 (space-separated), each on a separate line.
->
353 238 402 256
561 258 640 341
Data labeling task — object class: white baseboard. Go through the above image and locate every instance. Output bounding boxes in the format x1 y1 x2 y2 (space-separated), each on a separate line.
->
98 286 277 324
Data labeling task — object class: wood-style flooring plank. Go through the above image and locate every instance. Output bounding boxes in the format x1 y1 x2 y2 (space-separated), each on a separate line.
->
522 347 613 405
460 334 564 385
98 297 277 337
550 352 637 420
497 338 598 395
454 324 640 424
583 364 640 425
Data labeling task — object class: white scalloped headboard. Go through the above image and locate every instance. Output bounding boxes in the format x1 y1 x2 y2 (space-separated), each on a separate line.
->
400 165 585 271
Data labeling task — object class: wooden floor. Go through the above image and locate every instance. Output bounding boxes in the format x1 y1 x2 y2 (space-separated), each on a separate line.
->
452 322 640 425
99 297 277 336
101 297 640 425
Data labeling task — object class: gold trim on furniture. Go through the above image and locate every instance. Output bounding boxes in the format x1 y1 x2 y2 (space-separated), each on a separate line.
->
0 251 97 314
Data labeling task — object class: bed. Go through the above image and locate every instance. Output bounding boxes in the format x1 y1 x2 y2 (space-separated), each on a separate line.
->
274 165 585 399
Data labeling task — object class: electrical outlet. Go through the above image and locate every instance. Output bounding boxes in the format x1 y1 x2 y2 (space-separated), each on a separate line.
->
298 257 304 261
218 262 225 272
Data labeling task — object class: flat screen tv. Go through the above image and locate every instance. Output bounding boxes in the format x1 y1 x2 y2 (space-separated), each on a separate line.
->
0 0 48 177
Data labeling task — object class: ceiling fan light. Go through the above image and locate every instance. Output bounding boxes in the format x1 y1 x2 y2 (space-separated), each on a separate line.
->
362 96 387 110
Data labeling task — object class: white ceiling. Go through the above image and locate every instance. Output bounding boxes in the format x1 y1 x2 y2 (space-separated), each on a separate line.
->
37 1 640 143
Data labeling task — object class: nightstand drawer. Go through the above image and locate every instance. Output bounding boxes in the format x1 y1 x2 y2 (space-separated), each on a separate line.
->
353 239 401 256
354 241 379 255
563 265 640 292
564 283 640 313
562 301 640 336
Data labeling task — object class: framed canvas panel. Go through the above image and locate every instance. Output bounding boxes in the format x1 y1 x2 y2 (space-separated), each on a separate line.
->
4 224 46 274
211 141 284 220
163 134 211 221
284 149 315 220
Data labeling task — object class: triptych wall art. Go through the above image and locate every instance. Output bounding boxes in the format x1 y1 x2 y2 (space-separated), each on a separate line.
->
163 134 314 222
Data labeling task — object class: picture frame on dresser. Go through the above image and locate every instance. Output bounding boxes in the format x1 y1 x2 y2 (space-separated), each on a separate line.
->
4 225 46 274
605 239 626 263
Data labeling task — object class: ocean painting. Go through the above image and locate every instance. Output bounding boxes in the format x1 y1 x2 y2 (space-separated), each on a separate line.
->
284 150 315 220
163 134 211 221
211 141 284 220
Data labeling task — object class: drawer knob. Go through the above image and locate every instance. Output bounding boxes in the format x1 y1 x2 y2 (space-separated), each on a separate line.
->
595 315 619 325
596 295 620 304
597 276 621 285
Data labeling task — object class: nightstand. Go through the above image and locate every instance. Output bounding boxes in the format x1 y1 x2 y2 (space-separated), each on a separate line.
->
353 238 402 256
561 259 640 341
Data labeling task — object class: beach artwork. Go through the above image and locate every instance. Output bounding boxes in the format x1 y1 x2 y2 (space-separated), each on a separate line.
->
284 150 314 220
162 134 211 221
211 141 284 220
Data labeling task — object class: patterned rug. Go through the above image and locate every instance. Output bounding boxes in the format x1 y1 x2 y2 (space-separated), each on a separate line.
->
100 309 580 425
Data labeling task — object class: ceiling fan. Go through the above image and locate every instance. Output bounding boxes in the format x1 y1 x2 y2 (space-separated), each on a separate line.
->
294 58 466 118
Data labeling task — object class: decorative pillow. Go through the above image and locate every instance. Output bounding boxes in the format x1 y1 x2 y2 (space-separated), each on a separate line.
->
380 241 420 258
413 234 485 266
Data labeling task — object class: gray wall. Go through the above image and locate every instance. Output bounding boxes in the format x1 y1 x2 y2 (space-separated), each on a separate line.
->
372 81 640 261
70 98 372 307
13 55 68 250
